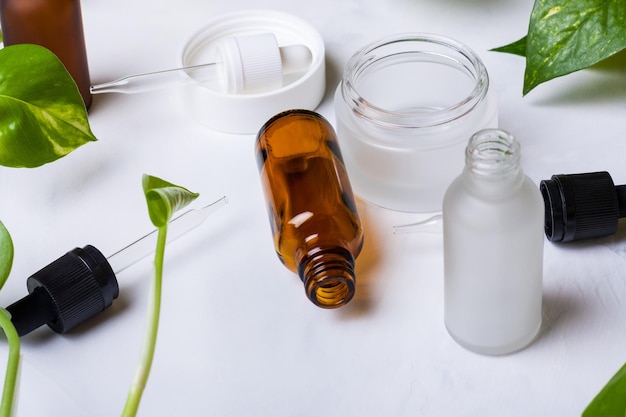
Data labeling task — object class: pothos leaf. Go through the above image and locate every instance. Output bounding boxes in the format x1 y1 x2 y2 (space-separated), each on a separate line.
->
492 0 626 95
0 221 14 291
142 174 199 228
582 362 626 417
524 0 626 94
0 44 97 167
491 36 527 57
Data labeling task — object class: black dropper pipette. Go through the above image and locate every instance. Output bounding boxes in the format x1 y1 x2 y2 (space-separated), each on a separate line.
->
540 171 626 242
4 197 227 337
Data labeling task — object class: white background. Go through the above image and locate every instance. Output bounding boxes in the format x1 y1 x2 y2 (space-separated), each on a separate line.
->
1 0 625 415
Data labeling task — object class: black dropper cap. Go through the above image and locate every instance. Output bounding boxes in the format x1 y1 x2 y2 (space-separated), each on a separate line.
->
6 245 119 336
540 171 626 242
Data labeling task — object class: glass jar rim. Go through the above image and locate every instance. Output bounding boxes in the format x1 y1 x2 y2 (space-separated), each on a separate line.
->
340 33 490 129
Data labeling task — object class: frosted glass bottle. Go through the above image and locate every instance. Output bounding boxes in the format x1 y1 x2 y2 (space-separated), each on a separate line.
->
443 129 543 355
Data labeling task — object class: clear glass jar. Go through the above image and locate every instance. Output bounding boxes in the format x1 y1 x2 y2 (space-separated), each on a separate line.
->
334 33 498 212
443 129 543 355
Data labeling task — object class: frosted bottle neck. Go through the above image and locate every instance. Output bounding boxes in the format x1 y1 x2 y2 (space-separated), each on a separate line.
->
462 129 524 198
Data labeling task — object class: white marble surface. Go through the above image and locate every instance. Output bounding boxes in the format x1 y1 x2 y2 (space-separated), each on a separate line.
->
1 0 625 415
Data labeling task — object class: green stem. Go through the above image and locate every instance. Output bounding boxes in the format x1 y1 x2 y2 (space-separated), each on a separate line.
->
121 226 167 417
0 309 20 417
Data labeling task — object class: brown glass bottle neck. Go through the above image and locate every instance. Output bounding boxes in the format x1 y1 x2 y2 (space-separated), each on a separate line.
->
298 246 356 309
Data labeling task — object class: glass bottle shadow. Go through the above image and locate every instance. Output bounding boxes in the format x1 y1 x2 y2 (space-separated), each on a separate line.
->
536 222 626 343
334 198 386 319
537 288 584 342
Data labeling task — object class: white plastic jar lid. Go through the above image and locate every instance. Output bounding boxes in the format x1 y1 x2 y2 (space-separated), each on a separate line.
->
179 10 326 134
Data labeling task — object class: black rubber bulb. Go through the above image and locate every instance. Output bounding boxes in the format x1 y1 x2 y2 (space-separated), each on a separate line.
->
5 245 119 336
540 171 626 242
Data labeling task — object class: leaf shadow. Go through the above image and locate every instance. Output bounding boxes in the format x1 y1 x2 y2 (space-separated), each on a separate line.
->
592 47 626 74
530 48 626 106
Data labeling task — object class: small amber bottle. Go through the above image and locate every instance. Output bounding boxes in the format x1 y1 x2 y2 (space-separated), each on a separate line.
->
256 109 364 308
0 0 92 108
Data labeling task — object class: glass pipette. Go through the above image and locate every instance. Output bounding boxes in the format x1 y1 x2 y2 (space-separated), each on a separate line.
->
393 213 443 234
90 62 219 95
107 196 228 273
5 196 227 337
90 33 312 95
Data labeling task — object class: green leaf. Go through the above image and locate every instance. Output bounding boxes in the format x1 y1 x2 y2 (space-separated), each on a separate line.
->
0 221 13 291
583 362 626 417
142 174 199 228
0 44 97 167
491 36 528 57
523 0 626 94
123 175 199 417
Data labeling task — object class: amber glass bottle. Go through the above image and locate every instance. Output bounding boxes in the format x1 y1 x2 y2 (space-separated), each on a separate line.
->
0 0 92 108
256 109 364 308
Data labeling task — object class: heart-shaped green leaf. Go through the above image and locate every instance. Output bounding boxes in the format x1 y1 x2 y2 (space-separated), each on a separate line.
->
0 44 97 167
142 175 199 228
492 0 626 95
523 0 626 94
0 221 14 291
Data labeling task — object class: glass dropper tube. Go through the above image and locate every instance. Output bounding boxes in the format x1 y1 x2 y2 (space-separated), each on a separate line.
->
90 33 312 95
393 213 443 234
107 196 228 273
90 63 219 94
5 196 227 337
